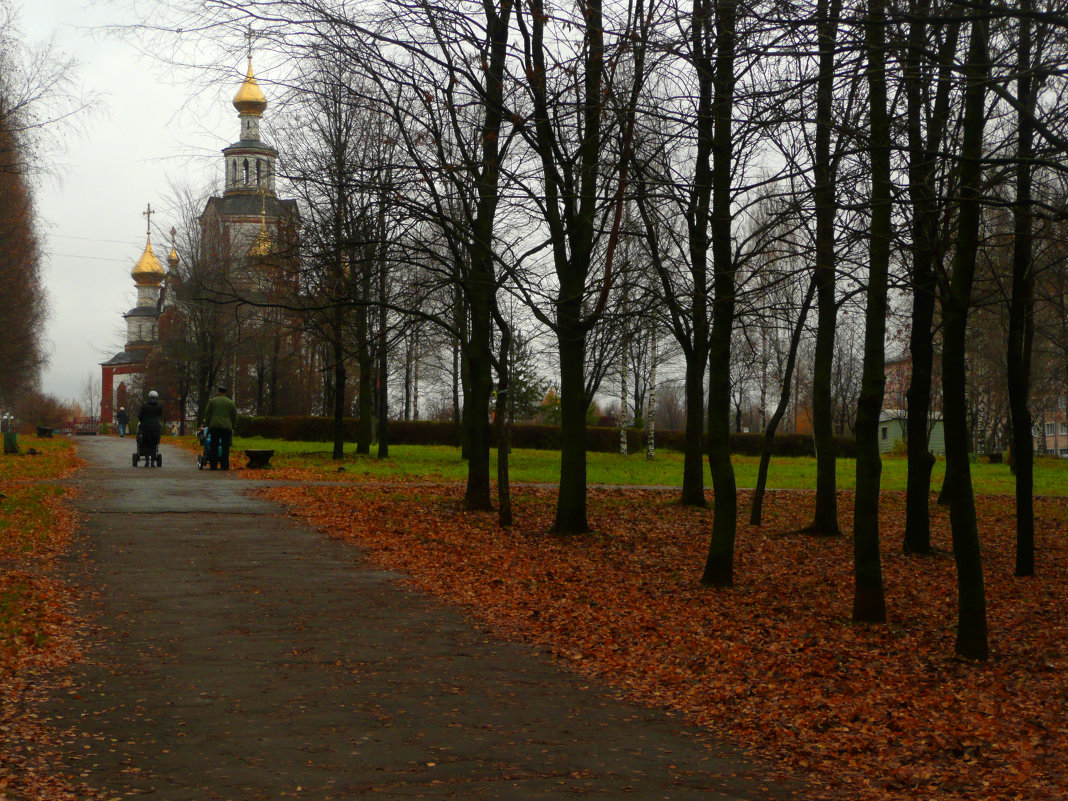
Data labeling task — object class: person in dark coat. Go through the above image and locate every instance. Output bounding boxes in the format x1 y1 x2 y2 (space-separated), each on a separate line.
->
137 391 164 451
115 407 129 437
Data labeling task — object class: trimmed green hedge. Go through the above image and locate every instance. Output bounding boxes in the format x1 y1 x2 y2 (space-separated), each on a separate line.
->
237 416 856 458
655 429 857 458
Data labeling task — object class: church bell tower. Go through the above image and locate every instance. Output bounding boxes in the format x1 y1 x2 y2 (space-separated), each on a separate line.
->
197 48 302 414
199 51 298 267
224 57 276 197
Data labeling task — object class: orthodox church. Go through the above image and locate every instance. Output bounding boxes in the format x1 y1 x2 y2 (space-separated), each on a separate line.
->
100 55 301 424
99 212 176 423
197 54 302 414
199 55 299 281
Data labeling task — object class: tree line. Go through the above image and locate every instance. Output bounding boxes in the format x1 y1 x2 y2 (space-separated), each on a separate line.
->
0 5 88 425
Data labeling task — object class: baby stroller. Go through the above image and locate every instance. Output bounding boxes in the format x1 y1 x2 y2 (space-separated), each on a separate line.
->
196 427 220 470
133 430 162 468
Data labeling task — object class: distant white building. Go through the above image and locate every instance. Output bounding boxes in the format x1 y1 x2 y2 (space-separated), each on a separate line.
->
878 409 946 455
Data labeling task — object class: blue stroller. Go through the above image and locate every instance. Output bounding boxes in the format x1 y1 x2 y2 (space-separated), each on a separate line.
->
196 427 222 469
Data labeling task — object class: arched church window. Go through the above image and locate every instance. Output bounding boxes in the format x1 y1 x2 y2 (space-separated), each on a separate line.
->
243 159 250 185
256 159 262 186
231 159 237 185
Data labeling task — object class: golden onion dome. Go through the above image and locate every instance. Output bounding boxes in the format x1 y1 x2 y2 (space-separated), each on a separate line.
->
132 236 165 285
168 245 179 269
233 57 267 117
248 222 272 258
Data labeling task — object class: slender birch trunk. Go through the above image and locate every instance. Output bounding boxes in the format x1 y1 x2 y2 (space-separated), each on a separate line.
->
620 335 629 455
646 327 657 460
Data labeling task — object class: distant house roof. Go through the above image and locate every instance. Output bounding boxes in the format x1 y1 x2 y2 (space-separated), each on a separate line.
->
101 350 148 367
223 138 279 155
124 305 160 319
200 194 300 222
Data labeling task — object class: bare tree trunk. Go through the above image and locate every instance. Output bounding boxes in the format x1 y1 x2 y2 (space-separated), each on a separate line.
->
332 341 346 460
456 291 471 460
751 278 815 525
494 310 513 527
1008 0 1036 577
902 0 958 554
377 253 389 460
681 354 707 505
356 264 373 454
680 0 712 509
452 335 460 428
942 1 991 660
520 0 647 533
646 327 657 459
632 0 708 507
463 275 493 507
413 332 420 420
620 334 629 455
852 0 890 624
806 0 844 537
700 0 739 586
459 0 514 506
901 0 938 553
555 314 590 532
404 328 412 421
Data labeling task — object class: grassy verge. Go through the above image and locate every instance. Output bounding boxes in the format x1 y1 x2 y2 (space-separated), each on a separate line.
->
0 436 82 669
0 435 87 797
220 436 1068 496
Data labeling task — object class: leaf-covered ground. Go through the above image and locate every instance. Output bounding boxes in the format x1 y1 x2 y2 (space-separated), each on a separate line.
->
263 482 1067 801
0 438 91 799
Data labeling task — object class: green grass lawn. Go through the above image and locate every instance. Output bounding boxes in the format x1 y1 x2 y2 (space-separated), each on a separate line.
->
228 436 1068 496
0 436 80 664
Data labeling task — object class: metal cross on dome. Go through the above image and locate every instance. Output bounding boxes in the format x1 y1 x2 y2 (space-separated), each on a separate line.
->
143 203 154 237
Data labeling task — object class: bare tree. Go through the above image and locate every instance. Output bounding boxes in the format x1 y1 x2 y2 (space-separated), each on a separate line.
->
511 0 652 532
80 371 101 419
0 7 91 409
941 0 992 661
899 0 962 555
851 0 892 624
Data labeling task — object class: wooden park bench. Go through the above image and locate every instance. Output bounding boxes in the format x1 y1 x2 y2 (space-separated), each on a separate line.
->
72 417 100 435
244 449 275 469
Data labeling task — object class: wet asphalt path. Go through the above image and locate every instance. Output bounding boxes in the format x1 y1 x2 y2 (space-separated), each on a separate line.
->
38 436 798 800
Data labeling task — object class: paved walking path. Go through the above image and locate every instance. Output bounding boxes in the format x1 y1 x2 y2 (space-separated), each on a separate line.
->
40 436 799 800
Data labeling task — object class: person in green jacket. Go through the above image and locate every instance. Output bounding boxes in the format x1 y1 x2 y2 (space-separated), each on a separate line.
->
204 385 238 470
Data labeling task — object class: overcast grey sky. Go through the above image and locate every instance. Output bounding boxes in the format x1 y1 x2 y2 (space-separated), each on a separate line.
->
19 0 246 403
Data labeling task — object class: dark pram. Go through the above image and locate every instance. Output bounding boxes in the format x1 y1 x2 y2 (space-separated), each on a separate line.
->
196 427 221 470
133 430 162 467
